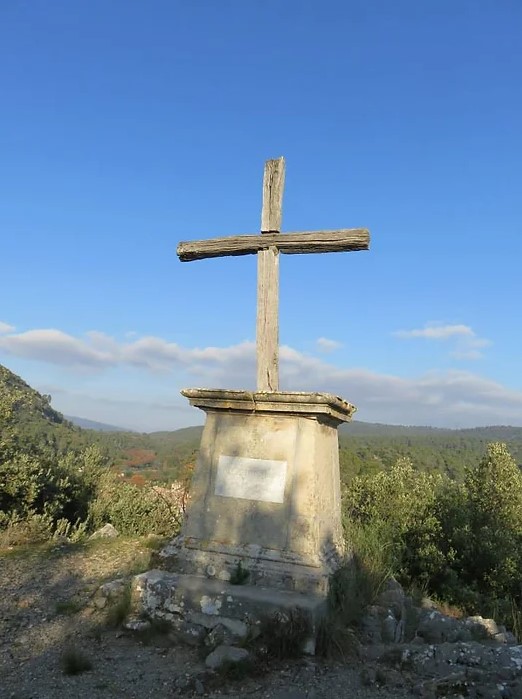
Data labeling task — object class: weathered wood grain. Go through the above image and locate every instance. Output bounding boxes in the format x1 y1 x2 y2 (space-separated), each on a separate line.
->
256 246 279 391
257 159 283 389
177 228 370 261
261 157 285 232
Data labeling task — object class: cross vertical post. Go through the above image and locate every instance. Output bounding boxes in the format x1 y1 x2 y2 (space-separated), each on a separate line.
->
257 157 285 391
177 156 370 392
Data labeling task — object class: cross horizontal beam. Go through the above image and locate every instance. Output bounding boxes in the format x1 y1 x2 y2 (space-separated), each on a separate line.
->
177 228 370 262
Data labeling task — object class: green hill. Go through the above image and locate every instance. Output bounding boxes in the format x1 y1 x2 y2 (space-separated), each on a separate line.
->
0 364 125 458
340 421 452 437
115 420 522 485
0 364 86 455
338 422 522 482
1 364 67 427
142 420 522 484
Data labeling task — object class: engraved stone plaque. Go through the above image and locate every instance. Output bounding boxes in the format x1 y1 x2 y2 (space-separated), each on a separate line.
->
215 455 287 503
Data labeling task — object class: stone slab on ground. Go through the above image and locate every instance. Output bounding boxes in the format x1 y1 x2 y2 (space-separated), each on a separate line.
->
205 644 250 669
133 569 327 651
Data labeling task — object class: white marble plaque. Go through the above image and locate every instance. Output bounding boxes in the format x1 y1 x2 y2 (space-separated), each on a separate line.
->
215 455 287 503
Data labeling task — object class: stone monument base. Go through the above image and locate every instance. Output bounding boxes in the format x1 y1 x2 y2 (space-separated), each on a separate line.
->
162 389 355 594
133 389 356 653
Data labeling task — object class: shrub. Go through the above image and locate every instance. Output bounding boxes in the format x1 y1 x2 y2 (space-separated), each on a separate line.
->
463 443 522 598
259 608 311 658
87 471 181 537
343 443 522 631
344 457 443 580
0 445 109 545
1 422 180 544
105 582 132 627
0 511 55 547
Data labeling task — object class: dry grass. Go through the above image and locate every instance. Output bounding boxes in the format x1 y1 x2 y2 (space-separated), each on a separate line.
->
259 608 311 659
435 600 465 619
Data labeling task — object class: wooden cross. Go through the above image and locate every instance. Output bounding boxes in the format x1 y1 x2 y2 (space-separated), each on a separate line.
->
177 157 370 392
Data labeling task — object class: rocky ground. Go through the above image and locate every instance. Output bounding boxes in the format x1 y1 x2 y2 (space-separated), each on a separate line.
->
1 537 521 699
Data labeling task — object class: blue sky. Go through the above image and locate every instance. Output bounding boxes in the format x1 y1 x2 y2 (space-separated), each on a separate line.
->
1 0 521 431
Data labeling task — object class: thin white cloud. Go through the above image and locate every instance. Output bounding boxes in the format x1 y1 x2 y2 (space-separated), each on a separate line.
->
1 324 520 429
0 321 15 334
120 336 255 373
393 323 491 361
394 324 474 340
0 327 255 373
0 329 116 368
316 337 342 353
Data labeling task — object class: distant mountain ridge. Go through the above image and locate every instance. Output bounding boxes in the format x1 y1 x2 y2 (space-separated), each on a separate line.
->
40 414 522 441
52 413 522 443
340 421 452 436
66 415 130 432
340 422 522 439
156 421 522 441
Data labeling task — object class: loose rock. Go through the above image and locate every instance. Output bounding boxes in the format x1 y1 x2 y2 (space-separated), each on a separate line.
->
205 644 250 669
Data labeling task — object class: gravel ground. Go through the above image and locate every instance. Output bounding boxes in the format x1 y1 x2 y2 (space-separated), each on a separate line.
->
0 539 418 699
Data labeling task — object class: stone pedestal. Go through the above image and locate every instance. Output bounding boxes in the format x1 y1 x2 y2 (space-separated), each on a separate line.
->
162 389 355 595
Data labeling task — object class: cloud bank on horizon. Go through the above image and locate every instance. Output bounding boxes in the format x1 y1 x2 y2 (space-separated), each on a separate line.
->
0 321 520 432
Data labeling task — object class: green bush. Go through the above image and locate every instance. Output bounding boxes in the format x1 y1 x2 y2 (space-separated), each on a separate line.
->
87 471 181 536
344 457 443 579
0 443 106 540
464 443 522 595
1 385 180 543
343 443 522 628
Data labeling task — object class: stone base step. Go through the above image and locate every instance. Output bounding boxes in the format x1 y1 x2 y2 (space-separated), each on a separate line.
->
157 536 340 595
132 569 328 653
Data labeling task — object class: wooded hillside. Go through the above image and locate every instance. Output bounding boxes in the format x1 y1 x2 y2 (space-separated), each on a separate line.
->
3 363 522 486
